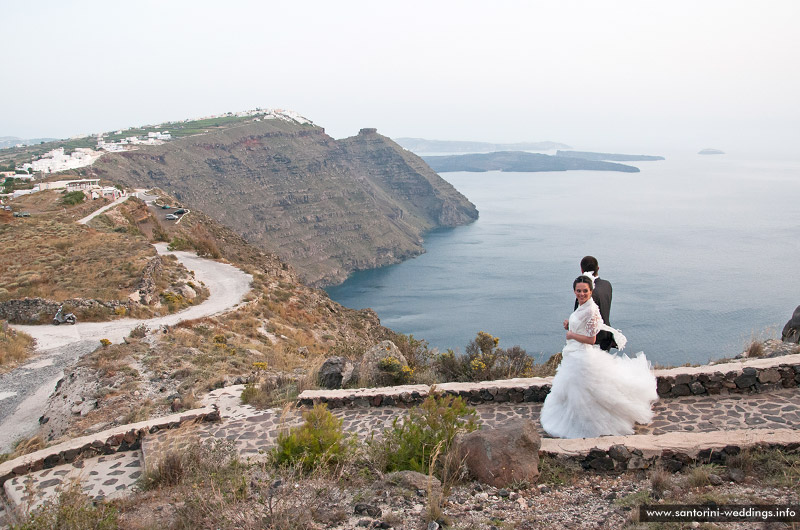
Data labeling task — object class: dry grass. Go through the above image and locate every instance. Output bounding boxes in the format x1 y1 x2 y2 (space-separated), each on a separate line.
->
12 479 119 529
0 193 205 323
744 339 765 358
649 465 673 494
0 324 35 371
537 453 582 486
531 351 562 378
685 465 713 488
0 192 156 302
240 373 300 410
726 446 800 488
3 435 46 462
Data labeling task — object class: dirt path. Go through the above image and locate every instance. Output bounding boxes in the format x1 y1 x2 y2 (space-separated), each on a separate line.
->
77 194 132 225
0 243 253 452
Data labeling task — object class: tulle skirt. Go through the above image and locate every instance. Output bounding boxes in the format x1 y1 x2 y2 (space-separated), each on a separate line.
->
540 341 658 439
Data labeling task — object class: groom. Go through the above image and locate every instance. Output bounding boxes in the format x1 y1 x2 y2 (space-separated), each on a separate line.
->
575 255 617 351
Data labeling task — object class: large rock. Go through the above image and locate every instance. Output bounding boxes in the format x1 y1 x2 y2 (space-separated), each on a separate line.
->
318 356 355 389
454 419 541 487
359 341 407 386
782 305 800 344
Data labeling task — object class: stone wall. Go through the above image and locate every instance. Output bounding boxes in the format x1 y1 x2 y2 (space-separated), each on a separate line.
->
0 298 131 324
0 409 220 486
297 355 800 409
655 365 798 398
135 256 162 304
575 440 800 473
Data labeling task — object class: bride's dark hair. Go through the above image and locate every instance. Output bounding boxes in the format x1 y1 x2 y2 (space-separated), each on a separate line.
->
573 275 594 290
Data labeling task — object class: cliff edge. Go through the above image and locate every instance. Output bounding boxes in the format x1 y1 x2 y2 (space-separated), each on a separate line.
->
87 121 478 286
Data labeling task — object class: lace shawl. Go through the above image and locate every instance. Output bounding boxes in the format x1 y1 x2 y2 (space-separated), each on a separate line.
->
577 299 628 350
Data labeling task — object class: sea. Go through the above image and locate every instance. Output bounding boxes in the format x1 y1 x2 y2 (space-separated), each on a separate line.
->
326 152 800 367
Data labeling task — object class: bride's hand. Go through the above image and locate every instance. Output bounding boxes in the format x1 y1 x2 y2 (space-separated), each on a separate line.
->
563 319 569 330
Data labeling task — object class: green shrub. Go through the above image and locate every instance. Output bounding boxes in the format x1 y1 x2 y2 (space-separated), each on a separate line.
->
376 355 414 385
432 349 466 382
378 393 478 475
62 191 86 206
389 332 432 371
431 332 534 382
272 404 351 472
161 291 185 311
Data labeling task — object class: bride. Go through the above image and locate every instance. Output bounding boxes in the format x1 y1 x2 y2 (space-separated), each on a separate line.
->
540 275 658 439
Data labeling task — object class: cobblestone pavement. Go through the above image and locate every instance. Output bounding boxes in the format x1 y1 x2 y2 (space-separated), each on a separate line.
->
4 451 142 515
144 386 800 464
5 386 800 522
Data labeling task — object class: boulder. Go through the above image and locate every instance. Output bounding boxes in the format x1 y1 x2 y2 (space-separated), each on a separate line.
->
454 419 540 487
762 339 800 358
782 305 800 344
178 284 197 300
359 341 407 386
318 356 355 389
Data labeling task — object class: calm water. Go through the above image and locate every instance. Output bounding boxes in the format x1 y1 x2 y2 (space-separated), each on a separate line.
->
326 153 800 366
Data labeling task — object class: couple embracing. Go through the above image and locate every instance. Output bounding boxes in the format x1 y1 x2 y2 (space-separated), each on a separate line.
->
540 256 659 439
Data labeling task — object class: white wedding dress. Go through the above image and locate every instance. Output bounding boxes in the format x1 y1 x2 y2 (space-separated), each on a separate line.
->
539 299 658 439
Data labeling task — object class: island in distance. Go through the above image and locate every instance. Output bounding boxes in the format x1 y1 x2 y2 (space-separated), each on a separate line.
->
422 151 640 173
395 137 570 153
698 148 725 155
556 150 665 162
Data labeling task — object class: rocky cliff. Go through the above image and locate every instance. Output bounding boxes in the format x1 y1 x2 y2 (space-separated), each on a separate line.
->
87 121 478 286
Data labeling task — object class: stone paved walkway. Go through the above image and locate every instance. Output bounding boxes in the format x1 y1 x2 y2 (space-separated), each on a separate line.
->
4 383 800 525
4 451 142 514
147 386 800 461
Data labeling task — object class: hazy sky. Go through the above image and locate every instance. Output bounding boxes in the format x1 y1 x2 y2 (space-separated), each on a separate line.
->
3 0 799 154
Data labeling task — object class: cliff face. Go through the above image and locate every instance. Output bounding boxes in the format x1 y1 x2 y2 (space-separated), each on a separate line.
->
89 120 477 286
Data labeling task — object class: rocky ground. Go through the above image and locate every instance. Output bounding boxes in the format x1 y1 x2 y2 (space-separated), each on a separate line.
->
105 457 797 530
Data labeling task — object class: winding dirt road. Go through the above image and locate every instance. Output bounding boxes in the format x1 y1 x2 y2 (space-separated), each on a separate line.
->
0 243 253 452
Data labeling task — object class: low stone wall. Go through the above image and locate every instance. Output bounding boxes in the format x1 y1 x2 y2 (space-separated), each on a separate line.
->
297 385 431 409
539 428 800 473
575 440 800 473
0 408 220 486
135 256 162 304
297 355 800 409
0 297 130 324
656 365 799 398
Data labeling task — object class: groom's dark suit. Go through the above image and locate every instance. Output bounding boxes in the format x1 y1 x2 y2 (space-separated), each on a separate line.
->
574 277 616 351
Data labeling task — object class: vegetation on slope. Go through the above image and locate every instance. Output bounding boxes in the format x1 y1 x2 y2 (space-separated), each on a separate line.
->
37 188 398 444
0 325 35 372
0 191 207 321
0 191 153 303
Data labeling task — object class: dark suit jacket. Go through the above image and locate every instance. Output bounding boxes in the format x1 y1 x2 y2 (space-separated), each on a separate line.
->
574 277 615 350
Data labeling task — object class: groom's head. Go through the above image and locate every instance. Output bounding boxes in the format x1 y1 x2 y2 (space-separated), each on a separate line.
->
580 256 599 276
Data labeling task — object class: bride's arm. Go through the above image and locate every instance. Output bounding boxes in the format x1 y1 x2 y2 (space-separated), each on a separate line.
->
566 330 596 345
566 305 601 344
